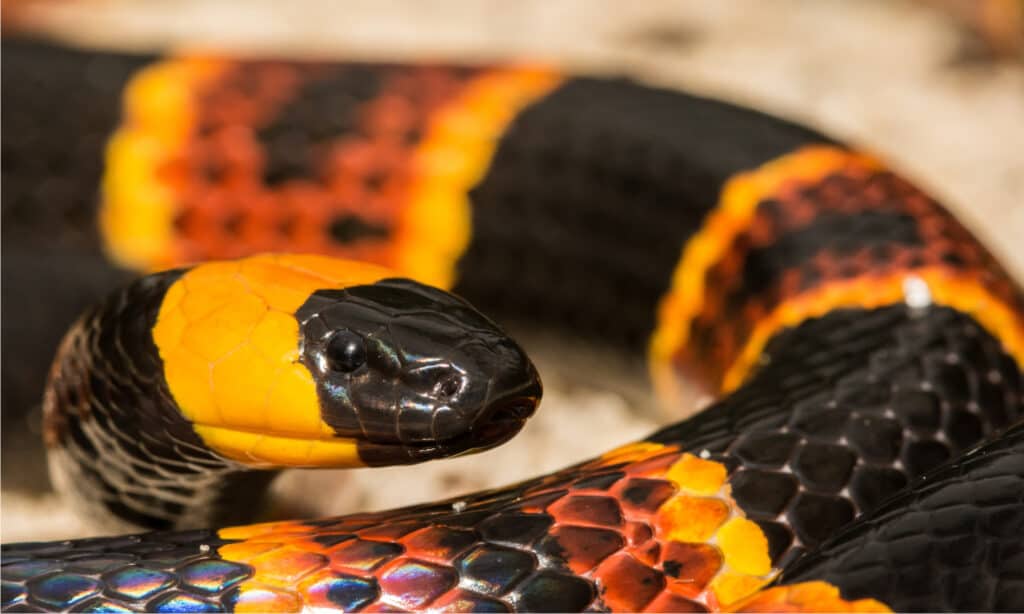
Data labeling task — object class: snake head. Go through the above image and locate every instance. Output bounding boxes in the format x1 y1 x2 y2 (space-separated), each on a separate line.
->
143 254 540 469
297 278 542 465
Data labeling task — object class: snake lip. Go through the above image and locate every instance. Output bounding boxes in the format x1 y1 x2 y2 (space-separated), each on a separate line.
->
447 377 542 452
436 392 538 456
359 378 541 466
488 397 535 424
421 357 542 456
477 374 542 427
467 395 536 444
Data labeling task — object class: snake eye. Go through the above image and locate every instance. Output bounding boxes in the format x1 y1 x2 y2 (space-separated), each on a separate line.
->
326 330 366 373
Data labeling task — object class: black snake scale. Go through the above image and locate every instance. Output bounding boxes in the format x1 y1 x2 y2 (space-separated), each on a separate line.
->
777 421 1024 612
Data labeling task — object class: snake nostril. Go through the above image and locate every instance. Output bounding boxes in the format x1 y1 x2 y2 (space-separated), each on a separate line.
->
436 373 463 399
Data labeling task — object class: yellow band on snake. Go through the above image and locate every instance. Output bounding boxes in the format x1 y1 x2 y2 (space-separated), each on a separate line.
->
152 253 392 467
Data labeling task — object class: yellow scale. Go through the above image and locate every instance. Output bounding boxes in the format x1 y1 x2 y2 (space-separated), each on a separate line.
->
153 253 390 467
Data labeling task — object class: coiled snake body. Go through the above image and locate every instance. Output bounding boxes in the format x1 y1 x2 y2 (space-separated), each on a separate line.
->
2 39 1023 612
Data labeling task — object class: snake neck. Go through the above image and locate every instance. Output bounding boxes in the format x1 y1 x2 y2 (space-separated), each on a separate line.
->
42 270 276 532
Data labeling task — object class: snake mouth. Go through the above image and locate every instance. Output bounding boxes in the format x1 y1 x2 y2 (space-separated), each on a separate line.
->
459 393 538 447
356 381 542 466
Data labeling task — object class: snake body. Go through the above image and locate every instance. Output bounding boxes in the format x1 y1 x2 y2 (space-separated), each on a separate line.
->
2 39 1023 612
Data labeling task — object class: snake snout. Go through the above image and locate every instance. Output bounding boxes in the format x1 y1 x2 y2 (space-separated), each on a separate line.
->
445 338 542 448
396 338 541 448
467 375 542 448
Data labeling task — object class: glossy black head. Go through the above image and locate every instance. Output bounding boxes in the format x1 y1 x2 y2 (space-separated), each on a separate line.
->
297 278 542 465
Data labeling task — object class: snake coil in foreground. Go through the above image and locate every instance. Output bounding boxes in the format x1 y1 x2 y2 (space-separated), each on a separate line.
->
2 40 1023 612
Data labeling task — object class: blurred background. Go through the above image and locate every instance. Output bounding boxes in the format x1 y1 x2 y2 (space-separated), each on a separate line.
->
3 0 1023 542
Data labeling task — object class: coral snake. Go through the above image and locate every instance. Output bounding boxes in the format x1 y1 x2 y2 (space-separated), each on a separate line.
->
1 38 1022 612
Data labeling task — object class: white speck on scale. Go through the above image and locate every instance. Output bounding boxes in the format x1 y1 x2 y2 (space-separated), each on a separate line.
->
902 276 932 309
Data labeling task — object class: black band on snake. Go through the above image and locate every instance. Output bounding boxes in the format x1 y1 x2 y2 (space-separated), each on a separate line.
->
2 38 1022 612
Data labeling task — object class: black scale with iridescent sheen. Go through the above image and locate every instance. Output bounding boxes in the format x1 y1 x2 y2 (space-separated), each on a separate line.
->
777 421 1024 612
2 530 247 612
649 304 1023 566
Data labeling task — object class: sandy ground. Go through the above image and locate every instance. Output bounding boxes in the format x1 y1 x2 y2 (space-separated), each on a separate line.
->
2 0 1023 543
